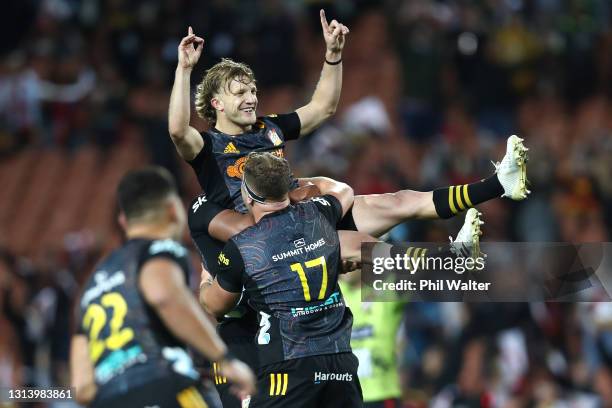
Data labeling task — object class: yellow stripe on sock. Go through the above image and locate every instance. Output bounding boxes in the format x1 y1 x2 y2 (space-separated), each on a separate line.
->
270 373 276 396
281 373 288 395
462 184 473 207
449 186 458 214
275 373 283 396
455 185 465 211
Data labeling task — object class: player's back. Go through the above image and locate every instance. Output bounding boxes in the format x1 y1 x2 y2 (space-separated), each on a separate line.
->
227 198 352 366
76 238 199 403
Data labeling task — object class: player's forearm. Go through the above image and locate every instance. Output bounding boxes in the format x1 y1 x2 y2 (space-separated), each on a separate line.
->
303 176 354 214
339 230 378 262
168 67 193 139
155 293 227 361
200 285 235 317
74 383 97 405
301 176 346 197
310 51 343 117
70 336 97 404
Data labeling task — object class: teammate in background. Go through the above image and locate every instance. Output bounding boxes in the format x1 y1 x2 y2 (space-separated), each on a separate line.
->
340 270 406 408
69 167 255 407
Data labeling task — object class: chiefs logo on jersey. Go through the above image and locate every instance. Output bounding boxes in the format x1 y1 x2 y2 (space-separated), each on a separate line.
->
227 156 247 178
226 149 285 178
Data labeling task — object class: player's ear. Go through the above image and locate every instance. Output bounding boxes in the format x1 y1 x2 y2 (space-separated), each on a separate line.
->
166 197 181 223
211 97 224 113
118 212 128 232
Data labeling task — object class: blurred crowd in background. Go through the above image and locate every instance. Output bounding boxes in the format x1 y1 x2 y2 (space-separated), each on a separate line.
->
0 0 611 406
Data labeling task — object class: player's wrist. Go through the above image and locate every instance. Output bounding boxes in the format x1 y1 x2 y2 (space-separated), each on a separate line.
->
325 50 342 64
217 350 237 367
176 65 194 74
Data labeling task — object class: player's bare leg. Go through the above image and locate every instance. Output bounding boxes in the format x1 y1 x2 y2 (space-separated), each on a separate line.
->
352 135 529 237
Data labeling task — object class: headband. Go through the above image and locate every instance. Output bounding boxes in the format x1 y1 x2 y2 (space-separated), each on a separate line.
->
242 177 267 204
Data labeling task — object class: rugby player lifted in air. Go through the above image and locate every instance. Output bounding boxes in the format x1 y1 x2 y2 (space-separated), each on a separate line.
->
69 167 255 408
168 10 527 259
167 9 527 407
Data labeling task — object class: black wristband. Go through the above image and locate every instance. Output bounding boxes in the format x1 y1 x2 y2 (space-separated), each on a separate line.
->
325 58 342 65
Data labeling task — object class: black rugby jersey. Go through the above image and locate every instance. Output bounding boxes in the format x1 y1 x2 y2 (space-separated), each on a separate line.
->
188 113 300 213
216 195 353 366
75 239 199 401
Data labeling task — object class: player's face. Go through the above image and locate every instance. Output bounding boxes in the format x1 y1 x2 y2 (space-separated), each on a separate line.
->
219 78 258 126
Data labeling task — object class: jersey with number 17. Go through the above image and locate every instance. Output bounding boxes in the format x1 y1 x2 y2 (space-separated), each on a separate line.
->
216 195 353 366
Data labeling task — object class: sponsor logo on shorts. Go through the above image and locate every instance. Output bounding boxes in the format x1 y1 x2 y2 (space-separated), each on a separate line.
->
311 197 330 206
192 195 207 212
313 371 353 384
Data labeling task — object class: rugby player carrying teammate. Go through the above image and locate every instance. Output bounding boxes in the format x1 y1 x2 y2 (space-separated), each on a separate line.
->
69 167 255 407
198 153 484 407
199 152 367 407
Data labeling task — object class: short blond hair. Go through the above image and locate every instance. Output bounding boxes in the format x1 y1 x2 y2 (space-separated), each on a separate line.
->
194 58 255 123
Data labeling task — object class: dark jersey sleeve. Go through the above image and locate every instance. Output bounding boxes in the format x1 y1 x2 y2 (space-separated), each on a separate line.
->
216 240 245 293
311 195 343 227
266 113 301 141
139 240 192 284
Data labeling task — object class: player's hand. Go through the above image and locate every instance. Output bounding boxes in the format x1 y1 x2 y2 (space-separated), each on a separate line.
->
178 26 204 70
289 183 322 203
341 260 361 274
219 358 257 400
320 9 349 57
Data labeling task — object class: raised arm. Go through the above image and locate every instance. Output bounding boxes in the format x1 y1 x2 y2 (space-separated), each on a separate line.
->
296 10 349 136
168 27 205 161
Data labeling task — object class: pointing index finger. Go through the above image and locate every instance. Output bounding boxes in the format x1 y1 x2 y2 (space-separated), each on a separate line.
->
320 9 329 32
188 26 193 35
